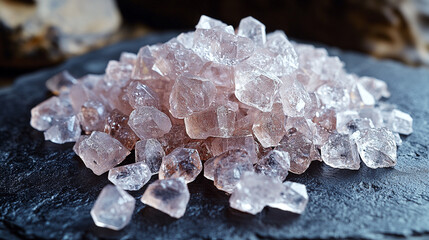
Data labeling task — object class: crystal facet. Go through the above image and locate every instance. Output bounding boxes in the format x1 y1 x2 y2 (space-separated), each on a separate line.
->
159 148 202 183
108 162 152 191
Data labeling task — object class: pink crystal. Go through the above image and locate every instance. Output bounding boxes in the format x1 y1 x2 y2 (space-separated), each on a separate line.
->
45 71 77 94
108 162 152 191
159 148 202 183
135 139 165 174
104 109 139 150
126 81 160 109
74 131 130 175
141 178 190 218
255 150 290 182
128 106 172 139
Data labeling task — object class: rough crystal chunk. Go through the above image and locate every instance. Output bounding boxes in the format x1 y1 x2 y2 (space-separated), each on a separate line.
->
46 71 77 94
126 81 160 109
91 185 135 230
108 162 152 191
321 133 360 170
159 148 202 183
267 181 309 214
252 105 287 148
105 60 133 87
358 76 390 100
387 109 413 135
44 115 81 144
169 74 217 118
353 128 397 168
78 100 107 133
209 135 257 163
104 109 139 150
212 149 254 193
141 178 190 218
279 77 312 117
74 131 130 175
237 16 266 46
128 106 172 139
30 96 74 131
234 63 281 112
254 150 290 182
195 15 234 34
265 30 299 75
135 139 165 174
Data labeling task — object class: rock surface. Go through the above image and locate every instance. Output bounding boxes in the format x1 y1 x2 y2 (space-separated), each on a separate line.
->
0 33 428 239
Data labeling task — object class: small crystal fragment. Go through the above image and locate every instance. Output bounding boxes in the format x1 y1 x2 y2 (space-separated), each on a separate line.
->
30 96 74 131
46 71 77 94
126 81 160 109
141 178 190 218
237 16 266 46
78 100 107 133
212 149 254 193
135 139 165 174
44 115 81 144
104 109 139 150
254 150 290 182
267 181 309 214
128 106 172 139
252 105 287 148
209 135 258 163
91 185 135 230
169 74 217 118
353 128 397 168
321 133 360 170
159 148 202 183
387 109 413 135
74 131 130 175
108 162 152 191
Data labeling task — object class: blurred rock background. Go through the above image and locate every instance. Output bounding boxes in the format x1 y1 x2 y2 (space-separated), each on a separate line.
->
1 0 429 85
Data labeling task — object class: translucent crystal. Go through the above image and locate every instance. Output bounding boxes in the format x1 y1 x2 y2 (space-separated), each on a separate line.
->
353 128 397 168
195 15 235 34
279 77 312 117
141 178 190 218
44 115 81 144
252 105 287 148
159 148 202 183
90 185 135 230
358 76 390 100
237 16 266 46
212 149 254 193
77 100 107 133
135 139 165 174
234 63 281 112
267 181 309 214
74 131 130 175
254 150 290 182
30 96 74 131
126 81 160 109
321 133 360 170
209 135 257 163
265 30 299 75
105 60 133 87
108 162 151 191
387 109 413 135
45 71 77 94
104 109 139 150
169 74 217 118
128 106 172 139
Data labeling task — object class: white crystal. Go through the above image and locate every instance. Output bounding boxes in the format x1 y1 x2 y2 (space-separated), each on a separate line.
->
108 162 152 191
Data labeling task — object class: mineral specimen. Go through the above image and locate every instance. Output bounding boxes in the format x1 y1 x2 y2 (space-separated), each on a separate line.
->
141 178 190 218
30 15 413 224
108 162 152 191
91 185 135 230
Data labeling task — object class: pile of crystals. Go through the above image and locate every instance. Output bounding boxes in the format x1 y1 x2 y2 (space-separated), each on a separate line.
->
30 15 412 230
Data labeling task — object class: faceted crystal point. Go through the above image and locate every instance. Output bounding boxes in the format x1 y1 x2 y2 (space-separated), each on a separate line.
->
128 106 172 139
30 96 74 131
105 60 133 87
358 76 390 100
353 128 397 168
387 109 413 135
90 185 135 230
212 149 254 193
141 178 190 218
135 139 165 174
44 115 81 144
195 15 234 34
279 77 312 117
252 105 287 148
229 172 282 215
321 133 360 170
234 63 281 112
46 71 77 94
104 109 139 150
237 16 266 46
75 131 130 175
266 30 299 74
159 148 202 183
268 181 309 214
108 162 152 191
169 74 217 118
126 81 160 109
255 150 290 182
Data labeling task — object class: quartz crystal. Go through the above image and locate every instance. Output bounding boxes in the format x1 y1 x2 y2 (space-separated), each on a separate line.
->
159 148 202 183
90 185 135 230
141 178 190 218
74 131 130 175
128 106 172 139
30 15 413 221
353 128 397 168
108 162 152 191
135 139 165 174
321 133 360 170
230 172 308 215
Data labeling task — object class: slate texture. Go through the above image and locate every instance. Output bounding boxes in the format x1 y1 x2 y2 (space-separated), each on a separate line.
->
0 33 428 240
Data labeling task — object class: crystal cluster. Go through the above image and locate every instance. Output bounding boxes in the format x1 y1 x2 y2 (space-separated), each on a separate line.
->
30 15 412 228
